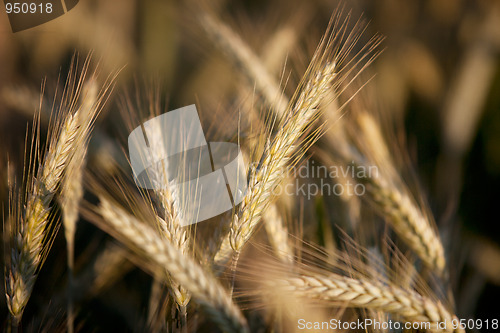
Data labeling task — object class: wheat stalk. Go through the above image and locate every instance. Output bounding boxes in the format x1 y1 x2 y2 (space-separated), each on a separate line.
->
96 197 248 333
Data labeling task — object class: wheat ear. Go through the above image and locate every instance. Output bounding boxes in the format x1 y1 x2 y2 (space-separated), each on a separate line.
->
200 13 300 267
5 93 78 326
4 56 116 328
213 57 336 267
131 104 193 322
348 112 446 273
263 204 294 264
96 197 248 333
362 175 446 273
214 11 382 269
269 272 463 333
59 78 106 333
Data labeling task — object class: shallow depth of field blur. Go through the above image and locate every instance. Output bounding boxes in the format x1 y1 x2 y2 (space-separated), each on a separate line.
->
1 0 499 331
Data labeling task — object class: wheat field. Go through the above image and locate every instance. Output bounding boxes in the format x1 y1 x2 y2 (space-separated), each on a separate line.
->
1 1 499 332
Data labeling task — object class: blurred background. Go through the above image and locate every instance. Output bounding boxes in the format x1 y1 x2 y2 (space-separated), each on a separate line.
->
0 0 499 330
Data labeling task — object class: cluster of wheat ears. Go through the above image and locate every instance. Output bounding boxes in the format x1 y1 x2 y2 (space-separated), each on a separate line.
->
3 8 468 333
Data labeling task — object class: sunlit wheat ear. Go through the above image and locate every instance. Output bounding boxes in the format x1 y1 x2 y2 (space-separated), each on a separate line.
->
60 79 99 256
265 273 463 333
121 90 192 319
240 241 463 333
4 56 116 328
342 112 446 274
199 13 299 267
214 11 383 269
199 12 295 270
59 74 116 333
362 175 446 273
94 197 248 333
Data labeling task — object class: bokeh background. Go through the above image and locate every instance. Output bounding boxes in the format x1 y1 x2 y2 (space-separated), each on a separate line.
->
0 0 499 330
